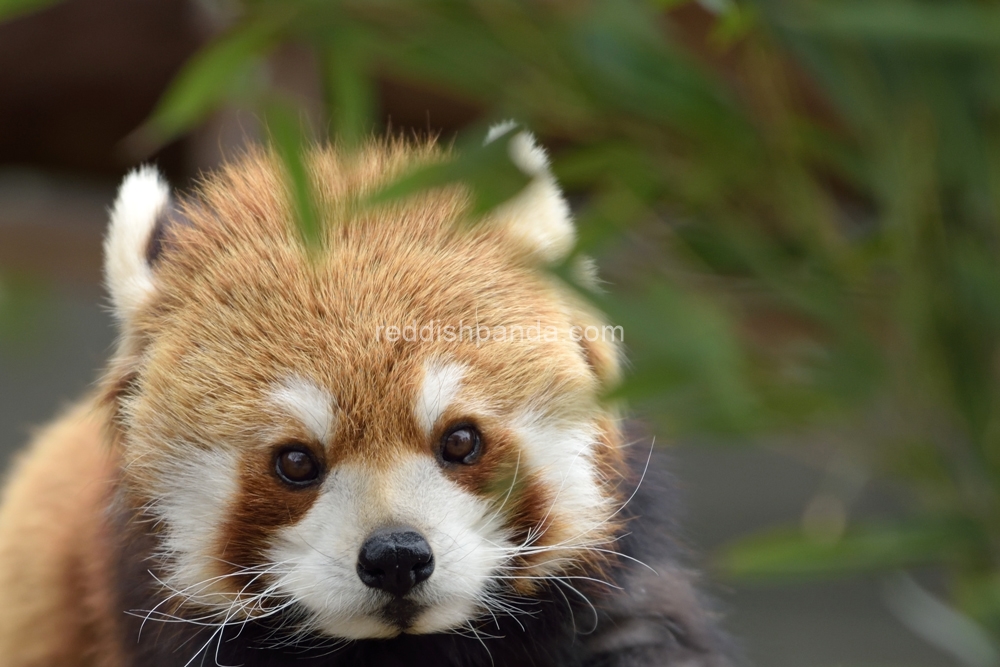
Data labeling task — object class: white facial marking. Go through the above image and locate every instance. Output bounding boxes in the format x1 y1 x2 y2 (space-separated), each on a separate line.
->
512 410 607 552
268 455 508 639
269 376 337 443
415 359 467 435
154 446 241 603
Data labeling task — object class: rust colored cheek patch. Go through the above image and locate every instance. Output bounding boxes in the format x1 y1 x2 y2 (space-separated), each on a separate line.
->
484 460 618 596
486 470 558 596
215 448 322 591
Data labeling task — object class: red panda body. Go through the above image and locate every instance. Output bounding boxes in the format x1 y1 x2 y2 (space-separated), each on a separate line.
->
0 404 121 666
0 131 735 666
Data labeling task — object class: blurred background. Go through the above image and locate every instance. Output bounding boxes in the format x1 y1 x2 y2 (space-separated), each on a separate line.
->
4 0 1000 664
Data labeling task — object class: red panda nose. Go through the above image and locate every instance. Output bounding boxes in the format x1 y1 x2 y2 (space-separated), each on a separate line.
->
356 527 435 598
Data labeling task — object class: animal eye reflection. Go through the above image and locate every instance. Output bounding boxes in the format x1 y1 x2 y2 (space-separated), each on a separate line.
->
440 425 482 465
275 446 321 486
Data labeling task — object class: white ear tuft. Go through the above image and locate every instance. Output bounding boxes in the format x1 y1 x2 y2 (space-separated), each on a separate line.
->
104 166 170 322
486 123 575 263
485 120 519 145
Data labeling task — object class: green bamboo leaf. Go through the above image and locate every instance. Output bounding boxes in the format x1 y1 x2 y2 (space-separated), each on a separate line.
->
710 3 757 46
139 19 280 147
647 0 696 9
266 99 322 251
781 2 1000 49
594 280 759 435
573 2 753 145
718 519 982 582
0 0 62 21
368 160 458 204
369 127 530 217
883 573 1000 667
322 29 376 147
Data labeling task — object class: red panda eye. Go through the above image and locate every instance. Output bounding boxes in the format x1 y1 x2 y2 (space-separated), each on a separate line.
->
275 446 321 486
441 426 481 464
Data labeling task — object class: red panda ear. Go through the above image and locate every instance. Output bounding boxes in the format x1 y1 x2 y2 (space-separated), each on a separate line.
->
103 166 171 324
485 122 575 264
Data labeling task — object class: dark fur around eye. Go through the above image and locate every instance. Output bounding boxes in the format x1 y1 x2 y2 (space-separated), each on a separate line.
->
440 425 482 465
274 445 322 486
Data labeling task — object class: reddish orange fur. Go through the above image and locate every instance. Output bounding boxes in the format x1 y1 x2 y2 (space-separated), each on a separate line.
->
0 401 122 666
0 139 626 661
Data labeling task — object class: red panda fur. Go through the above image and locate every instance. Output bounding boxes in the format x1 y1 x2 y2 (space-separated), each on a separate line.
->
0 134 736 666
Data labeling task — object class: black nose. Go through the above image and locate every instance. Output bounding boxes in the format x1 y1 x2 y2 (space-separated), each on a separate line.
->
357 527 434 597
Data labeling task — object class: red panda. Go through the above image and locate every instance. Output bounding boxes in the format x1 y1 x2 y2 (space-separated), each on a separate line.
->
0 126 735 666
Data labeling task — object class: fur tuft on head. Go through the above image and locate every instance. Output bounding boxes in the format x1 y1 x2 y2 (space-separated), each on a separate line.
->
486 122 575 264
103 166 170 323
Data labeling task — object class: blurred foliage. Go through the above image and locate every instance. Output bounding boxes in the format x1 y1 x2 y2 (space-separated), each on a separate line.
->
9 0 1000 658
0 273 51 349
265 97 324 250
0 0 60 22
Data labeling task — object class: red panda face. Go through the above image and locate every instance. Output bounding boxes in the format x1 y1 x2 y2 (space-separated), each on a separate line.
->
103 134 624 639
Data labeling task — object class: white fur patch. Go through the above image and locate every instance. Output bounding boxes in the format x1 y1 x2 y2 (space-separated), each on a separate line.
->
485 121 549 175
485 120 519 146
500 176 575 263
154 446 241 605
415 359 466 435
104 166 170 322
512 410 608 555
269 376 337 443
485 122 575 263
268 455 508 638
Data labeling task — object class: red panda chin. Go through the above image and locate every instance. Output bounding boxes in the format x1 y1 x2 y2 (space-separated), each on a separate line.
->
0 136 737 667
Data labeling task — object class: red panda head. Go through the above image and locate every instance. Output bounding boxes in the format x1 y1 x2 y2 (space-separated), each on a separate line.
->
102 129 625 639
